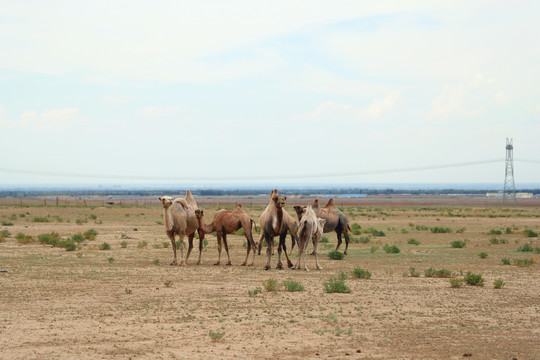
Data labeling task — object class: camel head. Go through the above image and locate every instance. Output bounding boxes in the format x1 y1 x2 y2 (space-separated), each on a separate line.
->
158 196 174 208
293 205 306 218
273 194 287 208
194 209 204 220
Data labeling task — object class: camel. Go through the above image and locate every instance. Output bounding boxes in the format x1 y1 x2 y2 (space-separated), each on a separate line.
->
158 190 205 266
194 204 258 266
259 189 297 270
294 198 352 254
293 205 326 271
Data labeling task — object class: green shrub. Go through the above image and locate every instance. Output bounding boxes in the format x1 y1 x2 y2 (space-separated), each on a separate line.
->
371 228 386 237
479 252 488 259
501 258 511 265
451 240 466 248
407 238 420 245
71 233 85 243
383 244 400 254
430 226 452 233
61 240 77 251
83 229 98 240
0 229 10 238
449 278 463 288
248 287 262 297
493 279 505 289
517 243 534 252
1 221 13 226
328 250 345 260
323 277 351 293
370 245 378 253
424 267 452 278
282 280 305 292
209 330 225 341
75 218 88 225
513 258 534 267
138 240 148 248
262 278 279 292
321 236 329 244
523 229 538 237
32 217 49 223
16 233 33 244
358 236 371 243
351 267 371 279
120 240 128 248
407 267 420 277
488 229 503 235
99 242 111 250
464 272 484 287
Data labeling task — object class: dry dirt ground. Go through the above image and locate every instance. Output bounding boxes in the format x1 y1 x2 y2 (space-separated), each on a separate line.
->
1 198 539 359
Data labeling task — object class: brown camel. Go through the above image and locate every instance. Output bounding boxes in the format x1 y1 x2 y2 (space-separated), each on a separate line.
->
259 189 297 270
293 205 326 271
158 190 205 266
194 205 258 266
294 198 352 254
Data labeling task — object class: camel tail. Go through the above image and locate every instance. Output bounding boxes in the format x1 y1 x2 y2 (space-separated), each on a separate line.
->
348 224 352 232
250 219 258 234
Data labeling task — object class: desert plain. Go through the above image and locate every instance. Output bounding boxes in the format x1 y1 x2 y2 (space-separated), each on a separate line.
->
0 195 539 359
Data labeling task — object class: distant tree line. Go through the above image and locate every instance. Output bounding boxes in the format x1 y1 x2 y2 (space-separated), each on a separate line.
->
0 188 538 198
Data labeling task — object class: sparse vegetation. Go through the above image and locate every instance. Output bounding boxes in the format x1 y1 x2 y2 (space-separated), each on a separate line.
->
209 330 225 341
328 250 345 260
464 272 484 287
493 279 505 289
383 244 400 254
262 278 279 292
323 276 351 293
522 229 538 237
282 280 304 292
407 238 420 245
479 252 488 259
351 267 371 279
451 240 466 248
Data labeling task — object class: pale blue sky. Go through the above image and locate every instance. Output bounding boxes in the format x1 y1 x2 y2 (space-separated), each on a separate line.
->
1 1 539 186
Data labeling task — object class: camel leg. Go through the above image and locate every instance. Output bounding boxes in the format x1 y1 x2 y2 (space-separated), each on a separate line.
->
314 237 322 270
222 233 232 266
289 234 296 255
280 233 293 269
215 233 222 265
197 229 204 265
343 229 350 255
167 231 178 266
185 233 195 265
257 232 264 255
335 225 343 253
241 223 256 266
264 233 273 270
177 233 186 266
292 238 302 270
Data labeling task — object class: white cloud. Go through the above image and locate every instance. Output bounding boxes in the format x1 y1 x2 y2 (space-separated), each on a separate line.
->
102 95 130 106
136 106 185 118
18 108 84 129
294 91 400 124
0 105 9 126
494 91 508 104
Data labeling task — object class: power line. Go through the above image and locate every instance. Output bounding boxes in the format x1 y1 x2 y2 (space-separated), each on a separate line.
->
0 158 518 182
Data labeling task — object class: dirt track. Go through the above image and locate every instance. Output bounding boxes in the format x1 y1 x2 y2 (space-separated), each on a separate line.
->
1 198 539 359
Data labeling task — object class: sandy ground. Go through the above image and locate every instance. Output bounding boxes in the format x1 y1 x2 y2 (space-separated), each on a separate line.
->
1 199 539 359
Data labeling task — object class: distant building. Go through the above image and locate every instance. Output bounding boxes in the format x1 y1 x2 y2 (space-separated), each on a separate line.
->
486 191 533 199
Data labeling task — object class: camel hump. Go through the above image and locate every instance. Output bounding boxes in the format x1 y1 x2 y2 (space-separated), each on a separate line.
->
173 198 189 209
185 190 198 208
313 199 319 207
325 199 335 208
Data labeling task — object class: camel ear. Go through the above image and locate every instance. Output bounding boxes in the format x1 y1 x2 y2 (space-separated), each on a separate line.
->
158 197 162 201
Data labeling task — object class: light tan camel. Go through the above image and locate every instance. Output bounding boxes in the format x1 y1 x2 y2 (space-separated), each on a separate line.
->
294 198 352 254
158 190 205 266
259 189 297 270
195 204 258 266
293 205 326 271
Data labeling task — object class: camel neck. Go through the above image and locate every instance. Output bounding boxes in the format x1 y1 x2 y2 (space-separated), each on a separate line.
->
163 208 174 231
